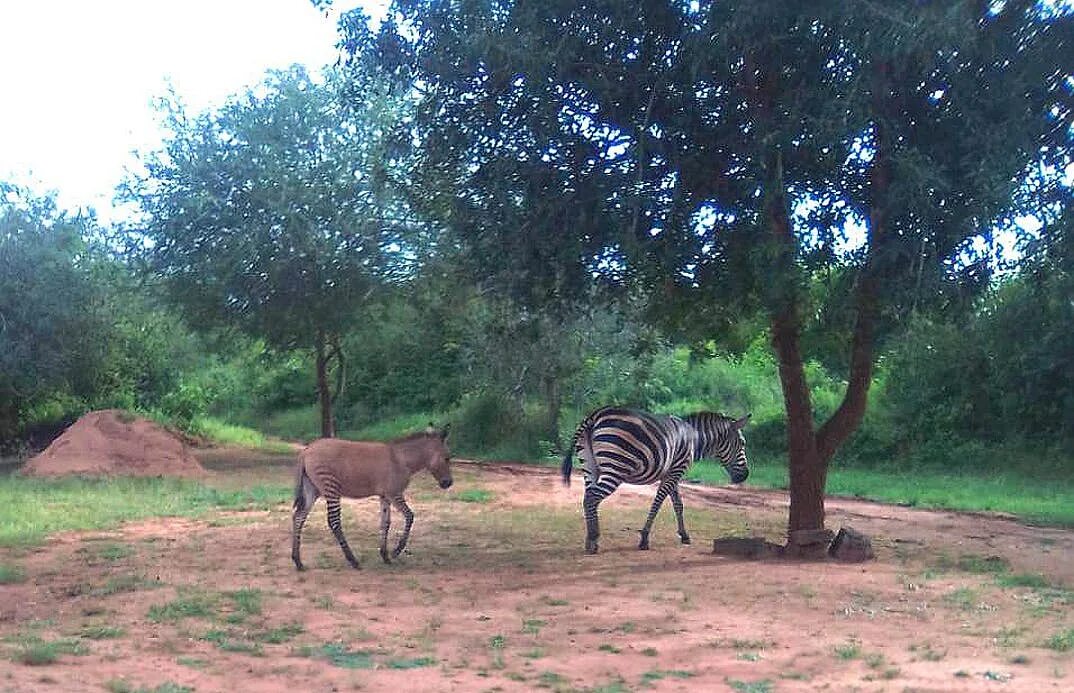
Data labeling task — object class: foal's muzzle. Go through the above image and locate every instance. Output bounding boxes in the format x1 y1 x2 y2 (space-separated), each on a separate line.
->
439 478 454 489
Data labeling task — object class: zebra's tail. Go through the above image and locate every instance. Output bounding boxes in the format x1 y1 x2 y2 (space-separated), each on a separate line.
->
560 447 574 487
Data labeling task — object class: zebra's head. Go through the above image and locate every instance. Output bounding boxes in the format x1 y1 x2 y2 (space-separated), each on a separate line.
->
689 412 751 484
724 414 751 484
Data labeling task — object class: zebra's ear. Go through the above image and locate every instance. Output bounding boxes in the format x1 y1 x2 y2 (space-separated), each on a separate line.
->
733 413 751 430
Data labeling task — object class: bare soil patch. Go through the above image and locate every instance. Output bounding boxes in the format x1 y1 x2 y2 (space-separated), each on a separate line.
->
1 453 1072 691
20 410 205 479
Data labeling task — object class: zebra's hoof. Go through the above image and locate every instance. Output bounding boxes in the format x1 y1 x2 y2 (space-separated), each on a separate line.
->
294 563 306 572
585 541 599 555
638 542 650 551
680 534 692 545
391 547 406 558
380 550 392 564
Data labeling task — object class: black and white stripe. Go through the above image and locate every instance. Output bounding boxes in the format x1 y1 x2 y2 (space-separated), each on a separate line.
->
561 406 750 554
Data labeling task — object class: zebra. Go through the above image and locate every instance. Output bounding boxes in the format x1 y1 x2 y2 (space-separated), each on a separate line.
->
561 406 750 554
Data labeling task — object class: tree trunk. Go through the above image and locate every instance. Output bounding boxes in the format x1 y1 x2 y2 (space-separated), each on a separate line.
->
315 331 335 439
771 308 827 538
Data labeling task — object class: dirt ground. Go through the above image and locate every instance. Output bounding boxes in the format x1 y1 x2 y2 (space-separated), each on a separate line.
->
1 449 1072 692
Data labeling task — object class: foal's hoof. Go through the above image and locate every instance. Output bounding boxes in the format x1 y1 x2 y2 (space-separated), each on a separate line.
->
293 562 306 572
585 540 599 555
638 531 650 551
680 534 692 545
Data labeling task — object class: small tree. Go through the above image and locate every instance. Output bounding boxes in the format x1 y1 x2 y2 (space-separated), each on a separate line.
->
125 66 409 437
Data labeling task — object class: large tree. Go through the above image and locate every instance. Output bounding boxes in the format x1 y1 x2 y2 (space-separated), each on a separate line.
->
125 66 410 437
338 0 1071 550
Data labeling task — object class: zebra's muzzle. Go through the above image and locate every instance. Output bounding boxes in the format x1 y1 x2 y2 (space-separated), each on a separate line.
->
439 478 454 489
730 468 749 484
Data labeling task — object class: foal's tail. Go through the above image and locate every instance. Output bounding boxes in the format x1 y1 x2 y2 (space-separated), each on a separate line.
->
293 457 314 514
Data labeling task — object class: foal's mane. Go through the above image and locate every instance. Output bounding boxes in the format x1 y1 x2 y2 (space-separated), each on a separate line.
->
390 430 441 445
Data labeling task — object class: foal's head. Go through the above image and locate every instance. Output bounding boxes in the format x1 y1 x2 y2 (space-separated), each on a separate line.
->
423 424 453 489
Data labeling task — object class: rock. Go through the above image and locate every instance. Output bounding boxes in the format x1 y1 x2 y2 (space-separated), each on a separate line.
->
783 528 836 559
828 526 875 562
712 536 782 559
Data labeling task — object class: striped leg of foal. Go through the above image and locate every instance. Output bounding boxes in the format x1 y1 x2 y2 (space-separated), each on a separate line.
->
378 497 392 564
669 485 690 544
291 506 312 570
391 496 415 558
326 497 360 569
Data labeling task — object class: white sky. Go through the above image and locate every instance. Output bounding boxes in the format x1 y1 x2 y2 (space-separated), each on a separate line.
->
0 0 385 222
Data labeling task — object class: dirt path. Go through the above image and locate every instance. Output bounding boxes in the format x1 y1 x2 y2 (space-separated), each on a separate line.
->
1 458 1071 692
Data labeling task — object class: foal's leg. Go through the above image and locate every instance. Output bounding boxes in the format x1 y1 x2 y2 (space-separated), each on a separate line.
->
390 496 415 558
669 484 691 545
378 497 392 564
638 474 684 550
583 474 623 555
325 497 360 569
291 471 320 571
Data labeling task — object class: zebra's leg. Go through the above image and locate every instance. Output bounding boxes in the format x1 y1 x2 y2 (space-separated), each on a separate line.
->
291 470 320 571
378 497 392 564
325 497 360 569
669 485 690 545
390 496 415 558
583 476 622 554
638 477 680 550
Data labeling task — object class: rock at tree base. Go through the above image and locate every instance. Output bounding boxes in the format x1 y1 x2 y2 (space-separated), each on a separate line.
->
21 410 206 478
828 526 875 562
784 528 836 559
712 537 783 559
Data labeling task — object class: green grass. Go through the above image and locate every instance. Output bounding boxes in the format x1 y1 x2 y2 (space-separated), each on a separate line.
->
80 625 125 640
1045 628 1074 652
641 670 694 685
147 590 218 622
454 488 494 503
190 415 293 452
386 656 437 669
95 542 135 561
300 642 374 669
342 412 443 442
255 623 304 644
10 636 87 665
0 562 24 584
104 681 193 693
684 454 1074 526
224 587 262 622
727 680 773 693
997 573 1051 588
834 641 862 660
0 476 290 547
202 629 264 655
